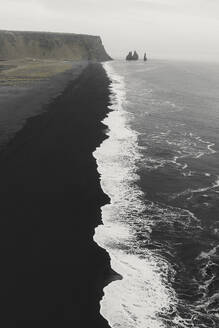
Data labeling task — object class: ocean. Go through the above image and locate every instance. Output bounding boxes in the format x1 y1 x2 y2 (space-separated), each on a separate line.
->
94 59 219 328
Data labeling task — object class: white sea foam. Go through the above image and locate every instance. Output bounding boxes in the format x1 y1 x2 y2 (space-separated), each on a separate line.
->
144 128 217 173
170 176 219 200
196 246 218 261
191 176 219 194
93 62 176 328
93 61 214 328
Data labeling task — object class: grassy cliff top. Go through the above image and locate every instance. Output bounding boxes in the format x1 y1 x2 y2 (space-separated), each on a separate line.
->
0 59 77 86
0 30 111 62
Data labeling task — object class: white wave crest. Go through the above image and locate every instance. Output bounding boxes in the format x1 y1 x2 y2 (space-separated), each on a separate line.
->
93 62 176 328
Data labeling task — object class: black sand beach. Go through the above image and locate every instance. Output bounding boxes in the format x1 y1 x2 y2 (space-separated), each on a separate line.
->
0 63 114 327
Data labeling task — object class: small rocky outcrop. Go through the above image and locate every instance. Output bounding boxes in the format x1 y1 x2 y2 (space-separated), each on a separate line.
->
132 51 139 60
126 50 139 61
126 51 133 60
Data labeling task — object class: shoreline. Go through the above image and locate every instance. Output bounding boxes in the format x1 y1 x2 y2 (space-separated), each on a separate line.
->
0 60 87 149
0 62 115 327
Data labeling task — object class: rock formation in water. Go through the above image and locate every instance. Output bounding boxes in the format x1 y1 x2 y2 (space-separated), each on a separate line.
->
0 30 112 61
126 50 139 61
126 51 133 60
132 51 139 60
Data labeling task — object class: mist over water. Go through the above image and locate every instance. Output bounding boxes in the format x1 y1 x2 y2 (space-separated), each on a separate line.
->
94 60 219 328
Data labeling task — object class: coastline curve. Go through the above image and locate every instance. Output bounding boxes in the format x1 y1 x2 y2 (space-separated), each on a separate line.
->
93 62 176 328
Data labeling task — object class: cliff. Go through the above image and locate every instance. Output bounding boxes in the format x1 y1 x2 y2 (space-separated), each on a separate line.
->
0 30 112 61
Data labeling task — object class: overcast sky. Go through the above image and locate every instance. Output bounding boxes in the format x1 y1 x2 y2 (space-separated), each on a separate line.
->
1 0 219 61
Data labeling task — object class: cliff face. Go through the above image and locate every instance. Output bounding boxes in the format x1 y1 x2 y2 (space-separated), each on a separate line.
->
0 30 112 61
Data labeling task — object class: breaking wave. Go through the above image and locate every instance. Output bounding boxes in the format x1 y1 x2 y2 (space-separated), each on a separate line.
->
93 60 219 328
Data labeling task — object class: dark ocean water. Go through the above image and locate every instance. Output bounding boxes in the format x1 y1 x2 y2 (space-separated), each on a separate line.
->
94 60 219 328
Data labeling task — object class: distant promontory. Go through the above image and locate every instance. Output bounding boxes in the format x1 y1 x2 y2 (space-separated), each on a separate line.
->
0 30 112 61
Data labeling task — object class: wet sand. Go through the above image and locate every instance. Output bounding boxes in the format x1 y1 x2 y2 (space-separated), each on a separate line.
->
0 63 114 327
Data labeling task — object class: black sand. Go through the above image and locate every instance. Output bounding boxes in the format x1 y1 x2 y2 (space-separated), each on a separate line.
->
0 63 114 327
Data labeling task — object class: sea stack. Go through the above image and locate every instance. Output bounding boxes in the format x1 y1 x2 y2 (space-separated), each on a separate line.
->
126 50 139 61
133 51 139 60
126 51 133 60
